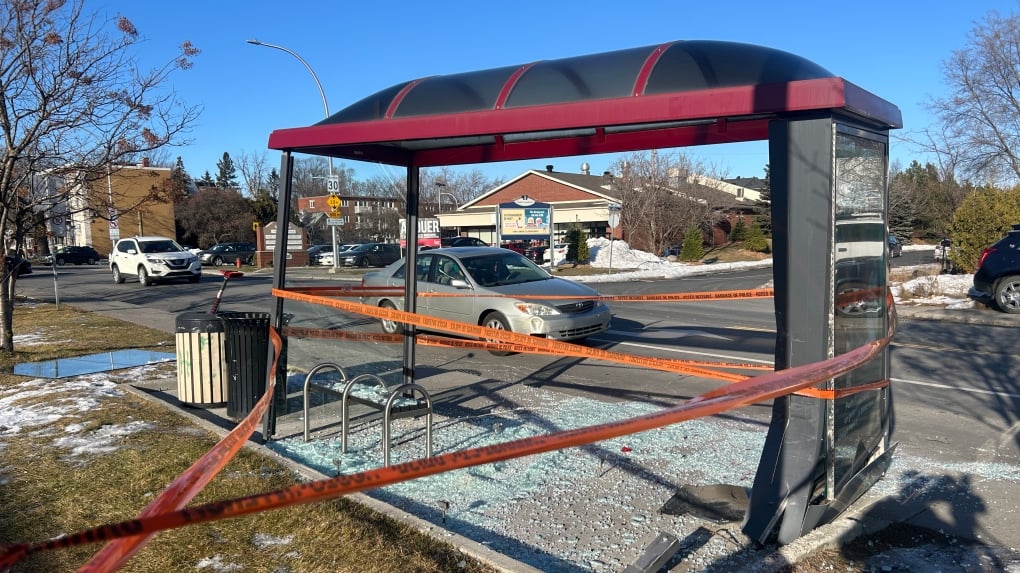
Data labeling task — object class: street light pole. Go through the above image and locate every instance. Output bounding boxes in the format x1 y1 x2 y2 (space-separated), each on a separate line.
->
246 39 339 270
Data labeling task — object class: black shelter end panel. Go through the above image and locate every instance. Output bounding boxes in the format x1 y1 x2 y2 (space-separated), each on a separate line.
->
743 117 834 543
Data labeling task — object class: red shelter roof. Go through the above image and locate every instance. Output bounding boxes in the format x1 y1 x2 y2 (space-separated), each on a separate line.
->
267 40 901 167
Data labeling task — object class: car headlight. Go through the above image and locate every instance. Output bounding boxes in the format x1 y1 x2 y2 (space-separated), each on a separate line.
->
514 302 560 316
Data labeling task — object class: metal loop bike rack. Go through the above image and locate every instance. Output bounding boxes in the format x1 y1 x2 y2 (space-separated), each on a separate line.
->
382 383 433 467
302 362 349 442
303 364 433 467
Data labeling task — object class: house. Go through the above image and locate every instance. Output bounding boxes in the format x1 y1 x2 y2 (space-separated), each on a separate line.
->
445 165 760 249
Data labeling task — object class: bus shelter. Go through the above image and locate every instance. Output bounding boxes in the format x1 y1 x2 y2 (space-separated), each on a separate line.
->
263 39 901 544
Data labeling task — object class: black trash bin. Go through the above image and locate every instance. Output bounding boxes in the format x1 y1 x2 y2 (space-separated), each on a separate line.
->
175 312 228 406
218 311 272 419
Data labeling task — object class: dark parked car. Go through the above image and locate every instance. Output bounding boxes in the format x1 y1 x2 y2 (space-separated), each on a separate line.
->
441 236 488 248
45 245 102 266
968 224 1020 314
198 242 256 266
524 245 547 263
339 243 401 267
7 254 31 276
887 235 902 257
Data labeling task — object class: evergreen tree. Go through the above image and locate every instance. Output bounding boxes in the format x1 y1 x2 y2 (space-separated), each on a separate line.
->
744 220 770 253
680 226 704 261
215 152 239 189
157 156 191 204
754 164 772 236
565 227 581 264
729 216 747 242
948 186 1020 272
198 170 215 187
576 232 590 264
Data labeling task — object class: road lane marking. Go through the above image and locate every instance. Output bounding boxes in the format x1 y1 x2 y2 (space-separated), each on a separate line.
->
891 377 1020 400
590 336 774 365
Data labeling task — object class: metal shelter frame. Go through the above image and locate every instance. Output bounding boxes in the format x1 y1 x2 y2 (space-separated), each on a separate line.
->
262 39 902 544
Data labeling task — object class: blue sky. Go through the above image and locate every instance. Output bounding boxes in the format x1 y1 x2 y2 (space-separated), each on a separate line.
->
96 0 1018 186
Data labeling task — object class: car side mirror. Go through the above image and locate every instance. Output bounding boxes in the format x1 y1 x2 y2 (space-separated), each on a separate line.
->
450 278 470 289
126 249 137 255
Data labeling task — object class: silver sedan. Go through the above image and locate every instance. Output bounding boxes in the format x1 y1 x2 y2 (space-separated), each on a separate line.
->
360 247 611 354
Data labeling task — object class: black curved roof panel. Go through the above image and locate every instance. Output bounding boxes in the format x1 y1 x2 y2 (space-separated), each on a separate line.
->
268 40 900 166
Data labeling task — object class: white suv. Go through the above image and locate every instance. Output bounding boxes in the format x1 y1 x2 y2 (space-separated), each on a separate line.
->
109 236 201 286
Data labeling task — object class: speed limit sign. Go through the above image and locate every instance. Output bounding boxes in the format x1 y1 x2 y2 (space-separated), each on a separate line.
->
326 175 340 193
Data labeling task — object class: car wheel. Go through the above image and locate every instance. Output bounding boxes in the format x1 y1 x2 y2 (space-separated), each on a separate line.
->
112 264 125 284
481 312 516 356
357 257 369 268
994 275 1020 314
55 258 65 266
212 256 224 266
137 266 151 286
245 256 254 265
87 257 97 265
379 300 403 335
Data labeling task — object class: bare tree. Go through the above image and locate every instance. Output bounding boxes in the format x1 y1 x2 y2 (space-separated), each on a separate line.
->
237 150 270 197
608 151 719 255
175 188 255 248
925 9 1020 186
0 1 200 351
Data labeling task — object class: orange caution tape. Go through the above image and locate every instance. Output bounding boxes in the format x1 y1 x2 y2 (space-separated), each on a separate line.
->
73 327 285 573
282 324 773 372
274 288 748 383
0 291 896 571
793 379 890 399
285 285 775 303
0 301 893 567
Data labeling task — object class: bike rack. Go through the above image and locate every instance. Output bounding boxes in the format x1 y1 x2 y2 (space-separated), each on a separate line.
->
302 362 349 442
303 363 433 467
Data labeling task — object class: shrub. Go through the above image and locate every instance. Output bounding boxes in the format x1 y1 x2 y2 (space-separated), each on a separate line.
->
729 217 747 242
680 227 704 261
948 186 1020 272
744 220 771 253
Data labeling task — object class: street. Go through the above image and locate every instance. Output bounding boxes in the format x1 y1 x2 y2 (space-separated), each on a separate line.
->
16 262 1020 469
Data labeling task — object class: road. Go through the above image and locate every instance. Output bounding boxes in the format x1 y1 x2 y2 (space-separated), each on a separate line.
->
16 262 1019 462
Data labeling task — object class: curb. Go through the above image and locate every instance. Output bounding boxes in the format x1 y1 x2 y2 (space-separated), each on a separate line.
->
121 384 541 573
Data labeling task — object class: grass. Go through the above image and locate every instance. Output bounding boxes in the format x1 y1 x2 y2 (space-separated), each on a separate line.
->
0 301 497 573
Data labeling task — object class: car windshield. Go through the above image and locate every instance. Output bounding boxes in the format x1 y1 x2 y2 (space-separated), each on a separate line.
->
141 240 181 254
462 252 550 287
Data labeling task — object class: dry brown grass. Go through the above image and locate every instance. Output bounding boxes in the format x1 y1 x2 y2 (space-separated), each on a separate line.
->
0 300 496 572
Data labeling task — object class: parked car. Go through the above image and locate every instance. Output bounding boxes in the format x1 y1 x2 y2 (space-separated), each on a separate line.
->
109 236 201 286
360 247 611 355
523 245 547 263
887 235 902 257
307 244 332 266
7 254 31 276
44 245 103 266
339 243 400 267
500 241 527 254
546 243 570 264
968 224 1020 314
198 242 256 266
440 236 488 248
